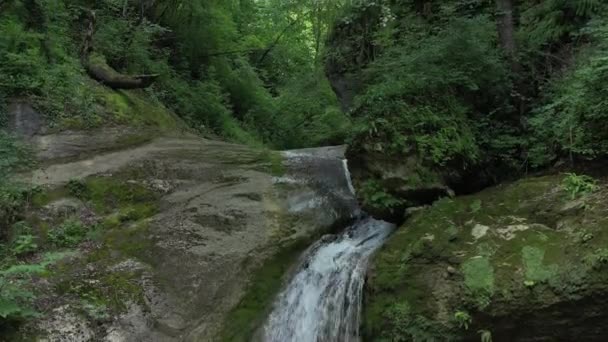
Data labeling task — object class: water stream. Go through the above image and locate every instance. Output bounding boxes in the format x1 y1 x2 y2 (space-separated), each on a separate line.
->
263 156 394 342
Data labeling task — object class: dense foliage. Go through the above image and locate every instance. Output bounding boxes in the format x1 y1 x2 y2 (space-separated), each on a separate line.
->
0 0 350 147
2 0 608 338
329 0 608 179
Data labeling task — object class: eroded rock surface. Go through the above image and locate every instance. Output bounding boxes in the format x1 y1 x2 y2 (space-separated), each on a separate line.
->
25 134 356 341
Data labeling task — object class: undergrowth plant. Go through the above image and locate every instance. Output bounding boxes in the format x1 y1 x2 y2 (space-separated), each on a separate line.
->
0 252 71 320
360 180 403 212
454 310 472 330
478 329 493 342
562 173 598 199
47 220 88 248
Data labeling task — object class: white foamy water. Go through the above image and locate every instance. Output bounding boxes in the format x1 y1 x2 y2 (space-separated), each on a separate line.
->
342 159 357 196
263 217 394 342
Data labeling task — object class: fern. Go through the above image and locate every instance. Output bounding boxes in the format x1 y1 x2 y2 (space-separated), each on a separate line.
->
454 310 472 330
562 173 598 199
479 329 493 342
0 252 72 320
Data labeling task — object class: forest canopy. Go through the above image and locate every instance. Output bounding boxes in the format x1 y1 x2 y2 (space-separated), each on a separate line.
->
2 0 608 337
0 0 351 148
0 0 607 171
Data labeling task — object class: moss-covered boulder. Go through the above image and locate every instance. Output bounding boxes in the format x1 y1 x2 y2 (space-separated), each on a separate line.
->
364 174 608 341
347 147 456 222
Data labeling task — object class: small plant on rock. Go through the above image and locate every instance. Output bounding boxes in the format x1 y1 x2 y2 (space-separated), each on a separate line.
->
10 222 38 256
11 234 38 256
478 329 493 342
67 179 90 200
47 219 87 247
0 252 71 321
360 179 403 212
562 173 598 199
454 310 472 330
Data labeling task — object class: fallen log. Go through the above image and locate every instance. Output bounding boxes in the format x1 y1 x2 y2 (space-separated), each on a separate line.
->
81 9 159 89
84 56 160 89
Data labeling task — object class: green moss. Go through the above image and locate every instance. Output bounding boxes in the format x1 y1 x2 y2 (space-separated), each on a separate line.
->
522 246 558 283
363 173 608 340
51 74 184 132
220 238 311 342
55 268 144 314
81 176 159 214
105 91 131 122
42 177 157 321
256 150 285 176
30 187 70 208
104 90 183 131
99 271 145 311
72 175 159 256
106 221 152 259
462 257 494 308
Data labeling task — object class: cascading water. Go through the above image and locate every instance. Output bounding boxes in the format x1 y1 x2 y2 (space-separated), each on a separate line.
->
263 154 395 342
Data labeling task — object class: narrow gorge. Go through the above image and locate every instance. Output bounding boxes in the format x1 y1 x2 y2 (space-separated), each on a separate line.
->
3 1 608 341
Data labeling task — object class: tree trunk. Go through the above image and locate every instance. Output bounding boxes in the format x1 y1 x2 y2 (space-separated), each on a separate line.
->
495 0 517 59
496 0 526 117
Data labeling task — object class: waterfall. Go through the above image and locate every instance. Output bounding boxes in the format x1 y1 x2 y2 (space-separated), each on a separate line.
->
342 159 357 195
263 218 394 342
263 153 395 342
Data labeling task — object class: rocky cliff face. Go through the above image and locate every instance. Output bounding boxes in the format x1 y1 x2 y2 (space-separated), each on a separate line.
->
18 129 356 341
364 174 608 341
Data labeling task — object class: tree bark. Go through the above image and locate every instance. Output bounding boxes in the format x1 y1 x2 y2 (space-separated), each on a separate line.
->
496 0 527 117
495 0 517 59
85 62 160 89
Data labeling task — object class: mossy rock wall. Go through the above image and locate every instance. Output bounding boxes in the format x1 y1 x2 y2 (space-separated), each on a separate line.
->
364 174 608 341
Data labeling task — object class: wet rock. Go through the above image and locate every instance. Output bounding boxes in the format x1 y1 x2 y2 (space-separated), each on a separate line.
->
7 101 43 137
27 137 357 341
345 149 459 222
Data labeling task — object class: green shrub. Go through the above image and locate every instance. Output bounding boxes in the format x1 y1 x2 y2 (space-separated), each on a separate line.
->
360 180 403 212
67 179 90 200
562 173 598 199
0 132 32 175
47 220 87 248
454 310 472 330
529 19 608 165
0 133 32 240
0 15 45 97
350 16 508 169
11 235 38 256
0 252 71 321
0 184 29 239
